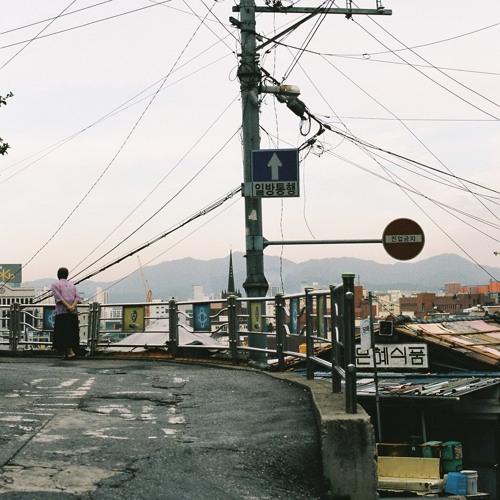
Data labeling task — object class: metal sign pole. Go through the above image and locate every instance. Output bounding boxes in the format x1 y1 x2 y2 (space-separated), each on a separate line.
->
369 291 382 443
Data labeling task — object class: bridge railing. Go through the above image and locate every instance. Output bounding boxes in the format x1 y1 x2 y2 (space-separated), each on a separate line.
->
1 273 357 413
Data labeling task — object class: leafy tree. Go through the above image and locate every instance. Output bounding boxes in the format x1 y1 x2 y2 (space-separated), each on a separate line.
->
0 92 13 155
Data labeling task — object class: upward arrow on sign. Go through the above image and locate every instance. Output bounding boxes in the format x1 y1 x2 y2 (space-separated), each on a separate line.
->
268 153 282 180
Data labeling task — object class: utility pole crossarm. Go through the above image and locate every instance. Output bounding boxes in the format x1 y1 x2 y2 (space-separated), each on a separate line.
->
233 6 392 16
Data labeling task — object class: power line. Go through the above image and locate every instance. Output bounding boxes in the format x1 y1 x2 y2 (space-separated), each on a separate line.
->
0 0 116 35
257 23 500 76
32 185 242 303
322 147 500 283
312 53 500 226
0 0 78 71
0 1 174 52
70 127 240 282
19 3 220 279
85 194 241 303
351 19 499 120
360 13 500 111
0 51 233 182
72 93 238 271
354 21 500 58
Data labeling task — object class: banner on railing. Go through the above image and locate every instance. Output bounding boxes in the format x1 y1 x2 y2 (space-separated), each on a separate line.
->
290 298 299 333
123 306 145 332
193 303 211 331
43 307 56 330
250 302 263 331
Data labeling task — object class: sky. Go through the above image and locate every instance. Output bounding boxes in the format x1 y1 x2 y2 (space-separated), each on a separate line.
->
1 0 499 287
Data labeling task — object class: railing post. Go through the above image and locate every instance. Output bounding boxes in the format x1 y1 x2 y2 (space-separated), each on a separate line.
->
305 287 314 380
227 295 238 365
275 293 285 371
342 273 357 414
330 284 342 393
87 303 93 356
9 303 20 353
168 298 178 358
88 302 99 356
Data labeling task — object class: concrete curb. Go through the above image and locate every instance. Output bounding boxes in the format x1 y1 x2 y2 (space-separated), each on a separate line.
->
268 372 378 500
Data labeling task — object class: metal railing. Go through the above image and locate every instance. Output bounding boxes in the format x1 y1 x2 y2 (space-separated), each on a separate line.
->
1 273 357 412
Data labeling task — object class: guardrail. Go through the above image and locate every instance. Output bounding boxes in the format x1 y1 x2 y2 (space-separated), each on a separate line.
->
0 273 356 412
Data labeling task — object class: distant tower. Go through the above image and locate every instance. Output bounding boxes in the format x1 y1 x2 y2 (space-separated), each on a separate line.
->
222 249 241 298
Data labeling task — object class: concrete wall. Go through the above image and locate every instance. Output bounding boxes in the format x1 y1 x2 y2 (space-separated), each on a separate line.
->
271 373 377 500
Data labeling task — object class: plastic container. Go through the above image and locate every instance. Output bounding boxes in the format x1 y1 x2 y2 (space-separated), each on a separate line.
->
421 441 442 458
441 441 463 472
445 472 467 495
461 470 478 495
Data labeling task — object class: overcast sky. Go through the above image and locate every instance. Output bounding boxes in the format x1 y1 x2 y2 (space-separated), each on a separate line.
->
1 0 499 286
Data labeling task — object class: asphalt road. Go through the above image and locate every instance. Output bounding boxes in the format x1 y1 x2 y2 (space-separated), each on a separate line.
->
0 357 327 499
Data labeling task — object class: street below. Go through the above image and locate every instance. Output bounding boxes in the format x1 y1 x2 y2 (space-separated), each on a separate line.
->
0 357 327 499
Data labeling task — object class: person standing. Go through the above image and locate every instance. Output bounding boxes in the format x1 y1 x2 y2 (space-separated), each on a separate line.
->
51 267 80 359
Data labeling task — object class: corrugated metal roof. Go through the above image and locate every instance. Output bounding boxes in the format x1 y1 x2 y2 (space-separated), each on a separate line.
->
356 374 500 400
396 319 500 367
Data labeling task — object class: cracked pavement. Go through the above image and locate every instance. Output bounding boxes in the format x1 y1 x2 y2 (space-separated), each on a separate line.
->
0 358 327 499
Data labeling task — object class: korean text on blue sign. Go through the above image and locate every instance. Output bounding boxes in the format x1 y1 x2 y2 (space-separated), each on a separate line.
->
251 149 299 198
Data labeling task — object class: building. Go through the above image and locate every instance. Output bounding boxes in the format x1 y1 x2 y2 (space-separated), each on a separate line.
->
400 289 498 319
0 282 35 307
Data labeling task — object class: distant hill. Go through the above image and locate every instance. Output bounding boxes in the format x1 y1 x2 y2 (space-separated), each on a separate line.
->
24 253 499 303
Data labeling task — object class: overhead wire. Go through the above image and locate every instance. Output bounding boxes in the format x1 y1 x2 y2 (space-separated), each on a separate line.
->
283 50 500 249
359 12 499 111
258 6 498 283
33 184 242 303
351 19 499 120
19 1 221 279
0 0 117 35
315 52 500 225
0 1 175 52
70 126 242 283
82 194 242 303
1 1 240 184
280 0 335 82
71 93 240 275
0 51 234 182
5 0 498 292
258 92 500 273
307 117 500 282
256 16 500 76
0 0 78 71
354 21 500 59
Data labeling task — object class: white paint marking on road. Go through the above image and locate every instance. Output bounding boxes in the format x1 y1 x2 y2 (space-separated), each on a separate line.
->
34 379 79 389
162 428 179 436
83 428 129 440
168 416 185 424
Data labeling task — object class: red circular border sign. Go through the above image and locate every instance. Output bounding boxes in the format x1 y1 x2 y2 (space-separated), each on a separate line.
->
382 218 425 261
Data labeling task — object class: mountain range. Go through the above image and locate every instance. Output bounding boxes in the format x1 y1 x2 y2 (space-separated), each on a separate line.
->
23 253 500 303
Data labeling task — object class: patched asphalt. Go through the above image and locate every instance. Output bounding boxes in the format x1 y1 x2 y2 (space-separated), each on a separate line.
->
0 357 328 499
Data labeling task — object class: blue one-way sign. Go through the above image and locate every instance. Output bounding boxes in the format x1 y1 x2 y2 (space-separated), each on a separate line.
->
251 148 299 198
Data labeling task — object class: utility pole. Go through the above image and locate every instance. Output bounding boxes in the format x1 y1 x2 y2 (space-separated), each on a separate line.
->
234 1 392 290
237 1 268 300
233 1 392 361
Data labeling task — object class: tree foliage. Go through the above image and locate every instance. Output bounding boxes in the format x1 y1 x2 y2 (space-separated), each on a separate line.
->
0 92 14 155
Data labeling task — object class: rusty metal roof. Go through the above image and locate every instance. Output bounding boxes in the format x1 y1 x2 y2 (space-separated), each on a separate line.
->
396 319 500 367
356 373 500 400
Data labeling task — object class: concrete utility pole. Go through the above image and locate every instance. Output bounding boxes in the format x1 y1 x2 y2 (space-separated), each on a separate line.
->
233 2 392 360
236 1 268 299
233 1 392 297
